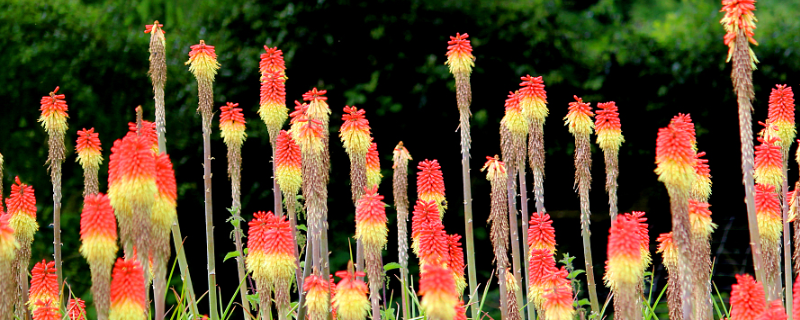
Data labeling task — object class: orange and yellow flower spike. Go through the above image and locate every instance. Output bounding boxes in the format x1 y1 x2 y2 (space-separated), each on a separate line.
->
28 260 58 312
527 212 556 255
445 33 475 77
656 120 698 191
304 273 330 320
541 285 575 320
276 130 303 198
595 101 624 219
67 298 86 320
604 215 642 319
76 128 103 195
768 85 795 152
410 199 444 257
519 75 548 126
754 135 783 191
564 95 595 137
7 176 38 317
303 88 332 182
688 200 716 242
355 186 388 318
79 193 118 320
366 142 382 188
185 40 220 86
730 273 767 320
0 213 17 318
720 0 758 68
755 183 782 289
152 153 177 316
341 106 373 203
32 299 61 320
656 232 683 319
417 159 447 217
691 151 712 202
419 264 458 320
501 91 528 171
526 249 556 308
109 258 146 320
259 69 287 144
247 211 296 316
447 234 467 296
220 102 247 149
332 263 370 320
107 132 157 274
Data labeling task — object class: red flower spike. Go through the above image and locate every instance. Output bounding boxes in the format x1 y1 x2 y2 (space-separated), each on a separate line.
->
769 84 795 125
303 274 330 320
39 86 69 135
730 273 767 320
518 75 548 122
128 120 158 150
670 113 697 148
758 300 787 320
246 211 296 282
220 102 247 147
419 264 458 320
447 233 466 293
79 193 118 263
595 101 624 151
355 186 388 248
755 184 781 220
417 159 447 216
411 199 442 253
185 40 220 81
605 215 642 288
7 176 36 218
259 70 287 107
109 258 146 317
445 33 475 75
144 22 164 34
67 298 87 320
32 299 60 320
564 95 595 136
527 248 557 306
259 46 287 77
220 102 246 125
188 41 217 60
527 212 556 254
302 88 328 102
340 105 372 156
366 142 382 187
720 0 758 64
655 120 697 190
332 268 369 320
542 284 575 320
416 219 450 267
754 135 783 189
275 130 303 195
76 128 102 166
29 260 59 306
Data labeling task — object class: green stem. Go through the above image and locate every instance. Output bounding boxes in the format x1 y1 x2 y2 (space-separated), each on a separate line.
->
51 160 63 307
506 169 525 313
782 156 793 319
202 116 220 320
459 115 479 320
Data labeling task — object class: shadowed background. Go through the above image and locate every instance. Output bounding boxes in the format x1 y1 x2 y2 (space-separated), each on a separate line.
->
2 0 800 318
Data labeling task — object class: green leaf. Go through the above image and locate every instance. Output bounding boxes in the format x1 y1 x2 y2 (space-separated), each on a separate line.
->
384 262 402 271
568 269 585 279
223 251 240 262
297 224 307 231
578 298 591 307
246 294 259 307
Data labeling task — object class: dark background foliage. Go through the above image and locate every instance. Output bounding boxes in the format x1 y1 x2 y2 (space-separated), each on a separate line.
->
2 0 799 318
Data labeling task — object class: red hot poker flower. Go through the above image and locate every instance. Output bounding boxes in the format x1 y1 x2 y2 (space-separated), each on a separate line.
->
76 128 103 168
79 193 118 265
564 95 595 136
447 233 466 294
670 113 697 148
32 299 60 320
109 258 146 318
219 102 247 147
185 40 220 81
528 212 556 254
419 264 458 320
246 211 296 283
303 87 328 102
754 135 783 190
595 101 624 151
720 0 758 65
340 106 372 156
542 283 575 320
655 121 697 191
29 260 59 308
67 298 87 320
417 159 447 216
411 199 442 255
758 300 787 320
7 176 36 218
355 186 388 248
768 84 796 149
604 215 642 289
445 33 475 76
39 86 69 135
518 75 548 123
730 273 766 320
303 274 330 320
144 22 164 34
366 142 382 188
275 130 303 196
259 46 287 77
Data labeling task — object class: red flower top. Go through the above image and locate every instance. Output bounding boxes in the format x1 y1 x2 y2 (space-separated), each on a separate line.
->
670 113 697 147
155 154 177 201
694 151 711 180
447 233 465 276
7 176 36 218
366 142 382 186
625 211 649 253
39 86 69 134
303 88 328 102
505 91 522 113
528 248 556 287
417 221 450 267
260 70 287 106
67 298 87 320
109 258 146 310
356 186 387 225
144 22 164 34
248 211 295 257
220 102 246 125
186 40 220 80
755 183 781 220
76 128 102 156
595 102 621 132
528 212 556 253
108 133 156 186
755 136 782 171
519 75 547 104
334 269 368 293
80 193 118 240
417 159 446 211
32 299 60 320
188 40 217 60
259 46 286 76
542 283 574 319
720 0 758 50
445 33 475 75
29 260 58 302
481 155 506 182
769 84 795 124
655 121 697 189
730 273 766 320
565 95 594 136
758 300 787 320
128 120 158 149
411 200 442 241
656 232 677 268
419 264 457 298
607 215 641 261
276 130 302 169
392 142 412 169
340 106 372 156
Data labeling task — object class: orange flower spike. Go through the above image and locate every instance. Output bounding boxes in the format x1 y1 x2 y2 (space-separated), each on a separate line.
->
303 274 331 320
720 0 758 66
447 233 467 295
185 40 220 81
246 211 296 284
29 260 59 310
604 216 643 290
332 268 370 320
542 283 575 320
32 299 61 320
67 298 87 320
275 130 303 196
626 211 652 269
76 128 103 169
109 258 147 320
7 176 38 241
656 232 678 269
527 248 556 307
445 33 475 76
758 300 787 320
755 183 782 241
768 84 796 150
340 106 372 157
527 212 556 254
292 116 325 154
355 186 389 248
410 199 442 255
303 88 331 126
366 142 382 188
502 90 529 136
595 101 624 152
79 193 118 266
0 214 17 262
258 69 288 141
259 46 287 79
688 200 716 240
417 159 447 216
38 86 69 137
730 273 767 320
219 102 247 147
655 121 697 191
754 135 783 190
692 151 712 201
564 95 595 136
518 75 548 124
416 219 450 268
419 264 458 320
152 154 177 261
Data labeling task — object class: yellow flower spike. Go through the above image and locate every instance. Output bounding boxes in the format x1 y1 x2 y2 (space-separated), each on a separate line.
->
185 40 220 82
445 33 475 76
518 75 549 124
564 96 595 136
